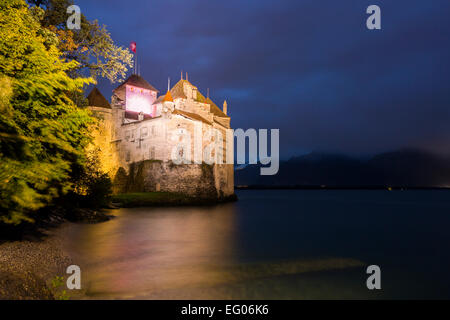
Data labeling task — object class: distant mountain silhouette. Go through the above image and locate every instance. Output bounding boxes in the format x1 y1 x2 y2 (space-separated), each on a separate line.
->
235 149 450 188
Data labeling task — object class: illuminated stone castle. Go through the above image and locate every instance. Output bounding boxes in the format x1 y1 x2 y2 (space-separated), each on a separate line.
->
87 73 234 199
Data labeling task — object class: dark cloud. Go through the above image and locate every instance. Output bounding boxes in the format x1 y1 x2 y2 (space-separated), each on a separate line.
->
78 0 450 158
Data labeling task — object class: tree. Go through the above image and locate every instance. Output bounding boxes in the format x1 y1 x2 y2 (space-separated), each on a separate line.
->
28 0 133 84
72 148 113 208
0 0 95 224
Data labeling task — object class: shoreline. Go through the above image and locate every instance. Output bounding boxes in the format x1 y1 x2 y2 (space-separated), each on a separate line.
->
111 192 238 208
235 185 450 190
0 224 74 300
0 193 237 300
0 206 116 300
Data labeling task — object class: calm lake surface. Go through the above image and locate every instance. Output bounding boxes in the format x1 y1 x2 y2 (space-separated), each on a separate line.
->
61 190 450 299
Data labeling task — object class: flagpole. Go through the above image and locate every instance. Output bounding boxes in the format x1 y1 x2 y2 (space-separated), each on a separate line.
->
130 42 137 75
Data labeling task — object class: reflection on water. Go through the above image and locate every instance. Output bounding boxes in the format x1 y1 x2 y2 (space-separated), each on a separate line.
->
64 205 239 298
60 190 450 299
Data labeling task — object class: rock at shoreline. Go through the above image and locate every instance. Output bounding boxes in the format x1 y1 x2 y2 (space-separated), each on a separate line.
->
67 208 114 224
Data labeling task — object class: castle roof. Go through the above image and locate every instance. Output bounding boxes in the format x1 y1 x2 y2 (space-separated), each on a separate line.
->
207 97 229 118
169 79 229 118
115 74 159 92
163 90 173 102
170 79 188 99
195 89 208 104
124 110 153 121
113 74 159 100
173 109 212 125
87 87 111 109
152 95 165 105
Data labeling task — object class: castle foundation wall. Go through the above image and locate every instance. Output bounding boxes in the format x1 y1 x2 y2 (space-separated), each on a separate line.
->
112 161 235 200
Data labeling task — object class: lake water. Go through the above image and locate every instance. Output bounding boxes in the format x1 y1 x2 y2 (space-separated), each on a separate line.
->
61 190 450 299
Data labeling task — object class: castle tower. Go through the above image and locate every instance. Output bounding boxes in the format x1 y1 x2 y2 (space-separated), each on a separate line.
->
162 87 174 115
112 74 159 120
86 87 120 176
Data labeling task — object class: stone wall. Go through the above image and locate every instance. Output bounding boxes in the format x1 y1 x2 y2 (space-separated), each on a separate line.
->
86 107 121 176
112 160 234 200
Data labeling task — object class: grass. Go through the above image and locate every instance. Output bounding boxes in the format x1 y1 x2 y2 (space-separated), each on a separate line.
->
111 192 236 207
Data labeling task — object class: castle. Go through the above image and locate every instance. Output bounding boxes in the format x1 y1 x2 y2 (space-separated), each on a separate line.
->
87 73 235 200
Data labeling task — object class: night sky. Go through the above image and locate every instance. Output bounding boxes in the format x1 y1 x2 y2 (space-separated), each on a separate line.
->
77 0 450 159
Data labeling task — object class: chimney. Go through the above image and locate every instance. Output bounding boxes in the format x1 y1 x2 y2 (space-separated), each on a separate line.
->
223 100 227 115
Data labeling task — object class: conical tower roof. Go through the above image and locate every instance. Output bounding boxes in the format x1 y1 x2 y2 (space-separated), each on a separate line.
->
163 89 173 102
87 87 111 109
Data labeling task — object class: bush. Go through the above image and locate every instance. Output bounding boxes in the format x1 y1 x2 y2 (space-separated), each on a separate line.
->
70 149 112 208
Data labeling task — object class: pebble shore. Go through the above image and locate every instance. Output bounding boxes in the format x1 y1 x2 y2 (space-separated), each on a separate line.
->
0 225 74 300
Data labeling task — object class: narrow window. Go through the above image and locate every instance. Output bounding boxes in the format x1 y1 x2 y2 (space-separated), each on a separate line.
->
150 146 155 159
141 127 148 138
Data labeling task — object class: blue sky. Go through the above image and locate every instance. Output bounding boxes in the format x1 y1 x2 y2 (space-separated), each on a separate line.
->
77 0 450 158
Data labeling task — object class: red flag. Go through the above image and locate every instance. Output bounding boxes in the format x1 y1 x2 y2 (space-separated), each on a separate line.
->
130 41 136 53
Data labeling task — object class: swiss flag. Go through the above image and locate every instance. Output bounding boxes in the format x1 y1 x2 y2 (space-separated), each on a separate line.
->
130 41 136 53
